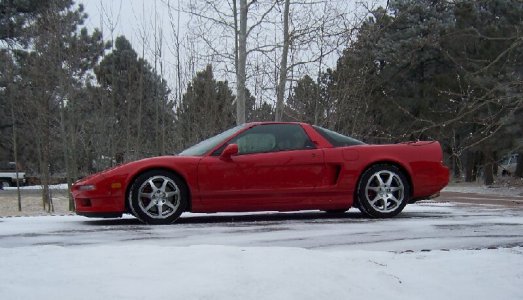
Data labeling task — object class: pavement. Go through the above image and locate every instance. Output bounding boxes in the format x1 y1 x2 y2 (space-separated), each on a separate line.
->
1 184 523 217
437 191 523 207
1 186 523 251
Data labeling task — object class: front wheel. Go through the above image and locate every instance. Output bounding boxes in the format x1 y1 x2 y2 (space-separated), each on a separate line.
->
128 170 188 225
1 180 11 188
356 164 410 218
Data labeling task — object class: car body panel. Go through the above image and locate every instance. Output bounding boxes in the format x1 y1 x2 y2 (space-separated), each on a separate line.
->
196 148 326 212
72 122 449 217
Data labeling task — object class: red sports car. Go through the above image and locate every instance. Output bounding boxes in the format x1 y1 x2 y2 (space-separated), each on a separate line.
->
72 122 449 224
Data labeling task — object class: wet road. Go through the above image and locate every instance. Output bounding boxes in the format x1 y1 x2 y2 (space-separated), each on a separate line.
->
1 200 522 252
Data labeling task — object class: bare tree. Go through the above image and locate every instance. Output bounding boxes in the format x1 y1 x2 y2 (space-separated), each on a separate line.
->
3 48 23 211
181 0 278 124
274 0 290 121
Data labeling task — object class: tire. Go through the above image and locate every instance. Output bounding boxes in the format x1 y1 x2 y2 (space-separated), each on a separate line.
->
1 180 11 188
356 164 410 218
128 170 188 225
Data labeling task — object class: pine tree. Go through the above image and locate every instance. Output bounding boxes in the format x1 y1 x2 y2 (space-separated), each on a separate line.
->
2 0 108 210
330 0 523 181
95 36 175 161
175 65 235 151
286 75 320 124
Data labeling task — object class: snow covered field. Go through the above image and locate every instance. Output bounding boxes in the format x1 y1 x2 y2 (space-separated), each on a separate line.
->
1 243 521 300
1 202 522 299
3 183 69 190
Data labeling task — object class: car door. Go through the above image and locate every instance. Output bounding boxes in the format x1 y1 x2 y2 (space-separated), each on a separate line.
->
197 124 325 211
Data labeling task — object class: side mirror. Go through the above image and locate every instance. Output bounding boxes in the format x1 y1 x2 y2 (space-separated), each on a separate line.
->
220 144 238 161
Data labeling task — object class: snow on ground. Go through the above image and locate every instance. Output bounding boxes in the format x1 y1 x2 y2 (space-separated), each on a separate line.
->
1 202 523 299
4 183 69 190
1 184 523 299
0 244 521 300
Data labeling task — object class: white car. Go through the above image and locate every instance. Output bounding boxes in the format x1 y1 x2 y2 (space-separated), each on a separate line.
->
0 162 26 188
499 153 519 176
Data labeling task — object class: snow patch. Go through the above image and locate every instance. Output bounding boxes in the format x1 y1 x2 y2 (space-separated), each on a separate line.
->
0 245 521 300
4 183 69 190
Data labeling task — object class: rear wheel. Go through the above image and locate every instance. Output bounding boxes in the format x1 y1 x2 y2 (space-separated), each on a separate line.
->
356 164 410 218
128 170 188 225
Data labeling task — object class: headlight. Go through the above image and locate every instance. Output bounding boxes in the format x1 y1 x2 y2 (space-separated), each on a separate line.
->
78 184 96 191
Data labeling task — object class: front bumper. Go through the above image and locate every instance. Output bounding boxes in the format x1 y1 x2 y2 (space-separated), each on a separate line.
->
73 195 125 216
75 211 123 218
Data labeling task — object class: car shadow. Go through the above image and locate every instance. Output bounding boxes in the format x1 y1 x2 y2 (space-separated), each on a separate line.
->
81 210 448 226
82 211 368 226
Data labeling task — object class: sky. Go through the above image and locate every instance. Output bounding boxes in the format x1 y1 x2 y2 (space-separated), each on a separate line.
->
79 0 386 104
81 0 189 90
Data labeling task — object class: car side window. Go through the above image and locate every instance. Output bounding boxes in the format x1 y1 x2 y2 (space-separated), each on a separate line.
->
224 124 315 155
236 133 276 154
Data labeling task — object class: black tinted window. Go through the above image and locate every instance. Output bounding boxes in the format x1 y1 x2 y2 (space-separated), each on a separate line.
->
0 162 16 171
219 124 315 155
179 124 245 156
312 126 365 147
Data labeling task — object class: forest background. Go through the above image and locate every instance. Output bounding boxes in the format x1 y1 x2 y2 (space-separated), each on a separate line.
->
1 0 522 209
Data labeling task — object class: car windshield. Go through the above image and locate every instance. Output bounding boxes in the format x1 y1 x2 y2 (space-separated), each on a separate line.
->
312 125 365 147
178 124 246 156
500 154 518 165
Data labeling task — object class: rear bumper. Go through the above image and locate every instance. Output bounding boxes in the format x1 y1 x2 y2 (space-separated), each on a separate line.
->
411 162 449 201
15 177 26 184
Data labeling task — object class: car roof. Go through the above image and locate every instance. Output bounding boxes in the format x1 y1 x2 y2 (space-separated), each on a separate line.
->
244 121 308 127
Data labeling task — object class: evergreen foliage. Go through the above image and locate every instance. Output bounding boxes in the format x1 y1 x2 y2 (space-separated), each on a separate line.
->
175 65 235 151
95 36 175 160
327 0 523 181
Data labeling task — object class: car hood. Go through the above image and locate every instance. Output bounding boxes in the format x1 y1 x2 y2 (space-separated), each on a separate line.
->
74 155 200 185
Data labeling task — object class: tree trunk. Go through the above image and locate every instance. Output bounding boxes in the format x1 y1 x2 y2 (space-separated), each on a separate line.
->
236 0 247 125
515 152 523 178
452 155 461 180
136 36 145 157
233 0 239 87
275 0 291 122
59 96 74 211
483 150 494 185
41 123 52 212
7 55 22 211
125 71 132 160
4 0 21 211
69 104 78 181
110 33 117 166
464 150 474 182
